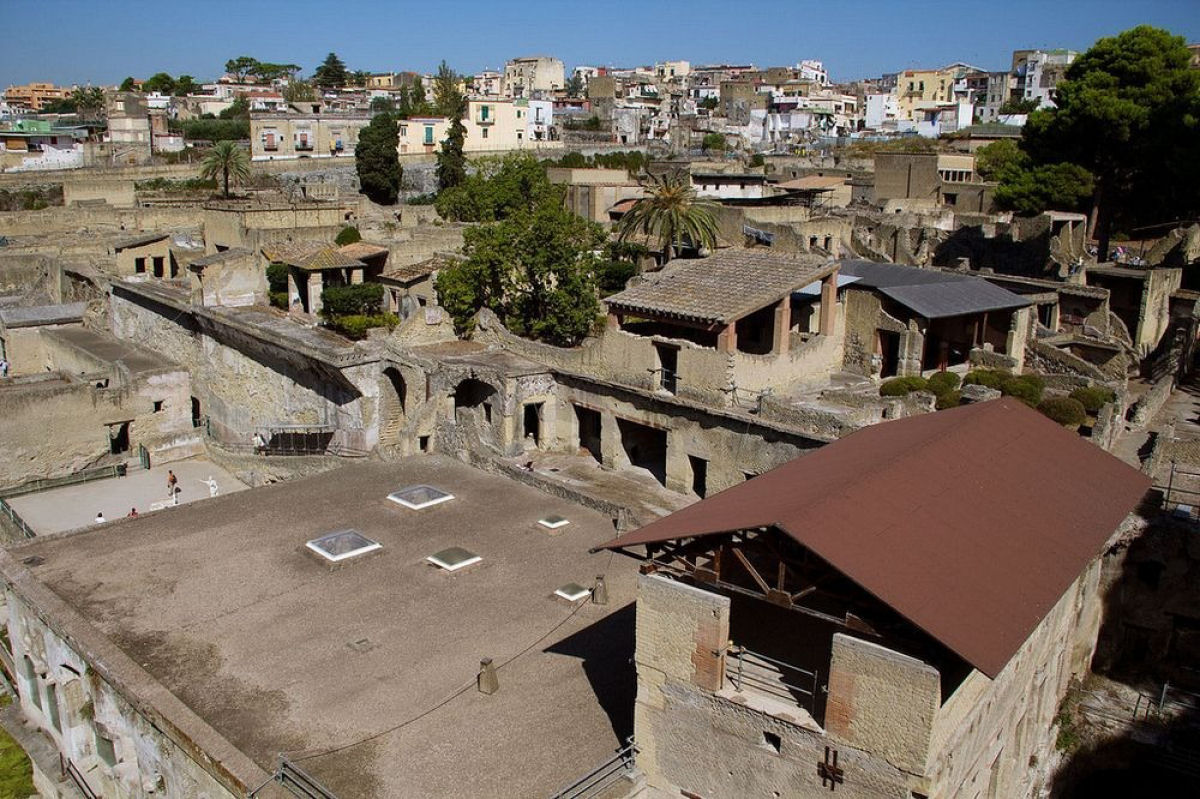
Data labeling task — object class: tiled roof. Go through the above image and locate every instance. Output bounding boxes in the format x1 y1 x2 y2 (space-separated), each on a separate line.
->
113 231 169 251
338 242 390 260
382 256 449 283
262 242 364 270
190 248 254 268
604 249 836 324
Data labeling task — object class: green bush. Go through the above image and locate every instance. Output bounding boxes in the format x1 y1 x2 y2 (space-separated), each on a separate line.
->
1039 396 1087 427
266 263 289 293
1069 386 1117 414
321 283 384 317
334 226 361 246
936 390 962 410
326 313 399 340
879 376 928 397
963 369 1007 389
406 192 438 205
748 154 765 168
1000 374 1045 407
925 371 961 396
596 260 638 296
269 291 289 309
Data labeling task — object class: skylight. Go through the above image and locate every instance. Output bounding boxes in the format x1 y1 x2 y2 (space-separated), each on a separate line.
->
538 515 570 530
387 485 455 510
306 530 382 562
426 547 481 572
554 583 591 602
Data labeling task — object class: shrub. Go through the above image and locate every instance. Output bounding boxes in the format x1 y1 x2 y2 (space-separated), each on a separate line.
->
334 226 361 246
326 313 399 340
1000 374 1045 407
269 291 289 309
596 260 638 296
1069 386 1117 414
406 192 438 205
321 283 384 317
1039 396 1086 427
266 263 289 294
936 390 962 410
963 369 1007 389
925 371 961 396
879 376 928 397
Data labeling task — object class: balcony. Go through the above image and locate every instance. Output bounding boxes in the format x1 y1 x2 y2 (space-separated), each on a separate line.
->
475 114 494 126
295 142 313 151
263 143 278 151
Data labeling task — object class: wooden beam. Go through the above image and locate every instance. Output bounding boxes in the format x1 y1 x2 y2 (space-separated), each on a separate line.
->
730 546 771 594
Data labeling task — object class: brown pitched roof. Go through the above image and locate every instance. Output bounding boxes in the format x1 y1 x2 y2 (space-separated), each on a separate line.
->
598 398 1150 678
604 249 836 324
381 255 450 283
338 241 390 260
262 242 364 270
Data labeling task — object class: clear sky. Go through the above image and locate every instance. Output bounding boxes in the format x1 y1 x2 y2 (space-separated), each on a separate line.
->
3 0 1198 87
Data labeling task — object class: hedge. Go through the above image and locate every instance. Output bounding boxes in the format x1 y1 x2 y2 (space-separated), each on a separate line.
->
879 376 928 397
1000 374 1045 407
926 371 961 396
1039 396 1086 427
321 283 384 317
334 226 361 246
1069 386 1117 414
325 313 399 340
963 369 1007 389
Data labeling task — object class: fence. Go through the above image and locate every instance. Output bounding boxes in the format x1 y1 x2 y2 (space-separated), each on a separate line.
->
271 756 339 799
0 464 123 501
548 739 638 799
727 645 821 714
1156 462 1200 522
60 755 98 799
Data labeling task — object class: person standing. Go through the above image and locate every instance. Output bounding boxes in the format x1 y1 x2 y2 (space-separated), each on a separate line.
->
166 469 178 499
94 511 106 524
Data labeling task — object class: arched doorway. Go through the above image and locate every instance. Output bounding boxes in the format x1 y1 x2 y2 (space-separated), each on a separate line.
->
452 378 498 447
380 367 407 447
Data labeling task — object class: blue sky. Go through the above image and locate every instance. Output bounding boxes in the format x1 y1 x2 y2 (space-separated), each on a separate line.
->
3 0 1198 87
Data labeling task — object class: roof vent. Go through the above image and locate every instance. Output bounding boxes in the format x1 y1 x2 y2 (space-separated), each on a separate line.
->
388 485 455 510
538 515 570 530
426 547 481 572
306 529 382 563
554 583 591 602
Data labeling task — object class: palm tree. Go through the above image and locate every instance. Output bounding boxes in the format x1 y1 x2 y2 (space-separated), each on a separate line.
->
199 141 251 198
616 170 719 264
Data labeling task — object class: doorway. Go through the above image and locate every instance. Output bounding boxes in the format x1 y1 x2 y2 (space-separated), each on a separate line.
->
574 405 602 463
689 455 708 498
616 418 668 486
108 421 131 455
523 403 543 447
878 331 901 378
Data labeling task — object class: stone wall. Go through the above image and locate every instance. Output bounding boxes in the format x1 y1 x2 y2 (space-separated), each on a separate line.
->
1129 377 1175 430
1 565 263 798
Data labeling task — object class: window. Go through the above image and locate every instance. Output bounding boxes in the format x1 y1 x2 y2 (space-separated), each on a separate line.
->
46 683 61 732
153 400 164 413
96 732 117 767
424 126 434 145
399 124 407 136
134 257 146 274
482 127 488 139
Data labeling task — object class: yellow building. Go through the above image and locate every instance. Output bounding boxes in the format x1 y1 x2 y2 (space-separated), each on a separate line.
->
4 82 71 112
250 114 370 161
396 99 554 155
896 68 956 121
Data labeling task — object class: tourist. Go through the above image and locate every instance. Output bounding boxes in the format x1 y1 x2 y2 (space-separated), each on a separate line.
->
94 511 105 524
127 508 138 518
166 469 178 498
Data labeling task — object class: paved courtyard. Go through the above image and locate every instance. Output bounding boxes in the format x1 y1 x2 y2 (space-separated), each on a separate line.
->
8 458 247 535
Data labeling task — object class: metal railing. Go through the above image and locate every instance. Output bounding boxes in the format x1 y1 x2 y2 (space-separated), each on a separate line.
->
0 498 34 539
0 464 122 500
1156 462 1200 522
549 738 637 799
727 645 821 714
60 755 99 799
274 756 339 799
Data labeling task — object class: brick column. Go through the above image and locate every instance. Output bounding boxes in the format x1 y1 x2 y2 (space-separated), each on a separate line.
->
772 297 791 355
307 272 323 315
819 268 840 336
349 267 364 285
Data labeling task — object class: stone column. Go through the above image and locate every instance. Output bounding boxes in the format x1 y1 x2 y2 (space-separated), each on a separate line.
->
819 268 840 336
772 297 791 355
607 311 623 330
307 272 323 315
350 267 364 285
599 411 622 469
717 321 738 353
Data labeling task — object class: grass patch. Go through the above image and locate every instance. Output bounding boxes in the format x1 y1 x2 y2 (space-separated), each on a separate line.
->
0 695 35 798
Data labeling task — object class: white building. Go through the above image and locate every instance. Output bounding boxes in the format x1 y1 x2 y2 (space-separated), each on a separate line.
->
1013 49 1078 109
864 92 900 129
797 59 828 85
472 70 502 97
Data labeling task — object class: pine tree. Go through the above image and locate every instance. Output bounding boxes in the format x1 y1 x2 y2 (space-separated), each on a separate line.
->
437 116 467 191
355 113 402 205
314 52 349 88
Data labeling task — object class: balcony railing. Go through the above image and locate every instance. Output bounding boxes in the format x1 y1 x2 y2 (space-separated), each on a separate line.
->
475 115 494 125
726 644 821 714
295 142 313 151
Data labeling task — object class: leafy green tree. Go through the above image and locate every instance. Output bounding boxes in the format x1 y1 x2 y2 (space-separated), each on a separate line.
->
998 97 1040 115
698 97 719 111
199 141 251 198
994 162 1095 216
437 116 467 191
1019 25 1200 257
219 97 250 120
225 56 260 82
436 199 606 345
174 75 199 96
40 97 77 114
251 63 301 84
701 132 726 152
396 82 432 118
565 74 584 98
617 170 719 262
143 72 176 95
355 112 402 205
314 52 349 88
351 70 371 87
974 139 1026 181
70 87 105 119
433 60 465 118
118 76 137 92
334 226 362 246
282 81 316 103
435 152 556 222
369 96 395 114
